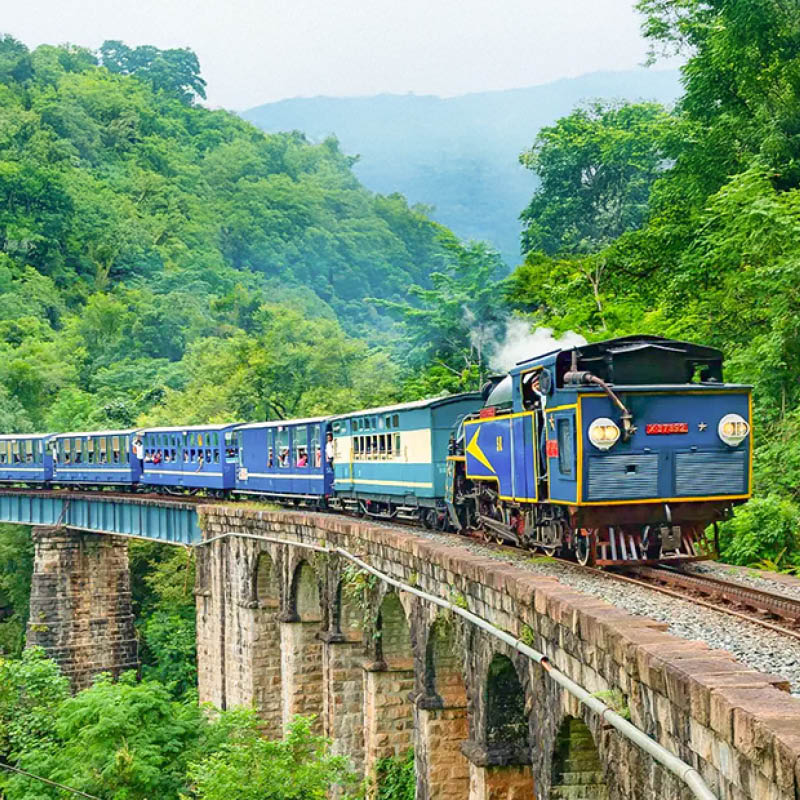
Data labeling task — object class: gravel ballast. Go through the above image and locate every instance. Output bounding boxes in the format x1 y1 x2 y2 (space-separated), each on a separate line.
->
400 525 800 695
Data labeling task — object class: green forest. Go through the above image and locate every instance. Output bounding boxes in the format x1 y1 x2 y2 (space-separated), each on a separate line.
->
2 0 800 795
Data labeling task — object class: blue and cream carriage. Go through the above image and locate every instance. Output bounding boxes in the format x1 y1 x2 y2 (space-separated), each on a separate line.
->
330 394 482 525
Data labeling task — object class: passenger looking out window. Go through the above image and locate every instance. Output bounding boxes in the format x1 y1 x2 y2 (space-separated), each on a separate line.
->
325 432 334 465
297 449 308 467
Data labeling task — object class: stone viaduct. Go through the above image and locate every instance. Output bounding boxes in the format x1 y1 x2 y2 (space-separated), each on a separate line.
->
24 503 800 800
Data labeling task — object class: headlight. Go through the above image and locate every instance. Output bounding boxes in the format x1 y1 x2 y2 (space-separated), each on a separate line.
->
718 413 750 447
588 417 620 451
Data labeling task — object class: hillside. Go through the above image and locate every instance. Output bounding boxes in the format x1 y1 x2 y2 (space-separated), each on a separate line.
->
243 70 682 264
0 37 462 433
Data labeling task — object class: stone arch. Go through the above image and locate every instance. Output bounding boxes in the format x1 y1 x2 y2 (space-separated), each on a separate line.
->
376 591 413 668
291 560 322 622
485 653 528 754
255 550 279 607
425 615 466 707
416 614 470 800
550 717 608 799
334 577 364 637
363 591 416 778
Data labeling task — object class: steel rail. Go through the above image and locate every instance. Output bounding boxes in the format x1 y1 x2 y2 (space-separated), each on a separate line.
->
196 530 717 800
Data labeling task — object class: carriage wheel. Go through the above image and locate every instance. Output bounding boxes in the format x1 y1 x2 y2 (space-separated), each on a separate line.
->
575 530 594 566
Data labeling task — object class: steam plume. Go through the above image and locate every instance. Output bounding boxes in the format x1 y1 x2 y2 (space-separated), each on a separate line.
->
490 320 587 373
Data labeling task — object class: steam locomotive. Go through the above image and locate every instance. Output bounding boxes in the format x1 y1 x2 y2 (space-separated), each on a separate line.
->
0 336 751 566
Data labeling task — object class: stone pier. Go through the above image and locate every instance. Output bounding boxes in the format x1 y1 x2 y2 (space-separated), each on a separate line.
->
26 526 138 690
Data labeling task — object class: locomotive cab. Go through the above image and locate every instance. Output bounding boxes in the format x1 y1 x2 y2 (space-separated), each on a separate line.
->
460 336 752 566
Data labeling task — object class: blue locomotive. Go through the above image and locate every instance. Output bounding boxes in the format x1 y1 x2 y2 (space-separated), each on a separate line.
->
454 336 751 564
0 336 751 566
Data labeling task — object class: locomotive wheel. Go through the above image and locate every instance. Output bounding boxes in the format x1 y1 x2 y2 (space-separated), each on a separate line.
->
575 530 594 567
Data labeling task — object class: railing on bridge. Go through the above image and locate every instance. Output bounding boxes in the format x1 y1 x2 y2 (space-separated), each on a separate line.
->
0 491 200 544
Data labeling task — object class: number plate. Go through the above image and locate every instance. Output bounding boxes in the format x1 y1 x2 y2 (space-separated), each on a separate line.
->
645 423 689 435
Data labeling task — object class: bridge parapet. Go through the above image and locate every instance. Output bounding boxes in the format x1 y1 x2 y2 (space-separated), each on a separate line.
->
197 506 800 800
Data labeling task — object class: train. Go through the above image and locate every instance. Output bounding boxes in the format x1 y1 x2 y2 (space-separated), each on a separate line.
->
0 336 752 566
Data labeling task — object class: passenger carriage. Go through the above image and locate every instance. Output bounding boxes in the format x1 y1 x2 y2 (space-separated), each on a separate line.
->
51 429 141 486
0 434 53 484
457 336 752 565
140 424 240 495
330 394 482 525
234 417 332 502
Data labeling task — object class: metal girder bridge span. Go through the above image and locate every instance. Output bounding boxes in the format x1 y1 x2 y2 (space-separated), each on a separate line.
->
0 491 200 544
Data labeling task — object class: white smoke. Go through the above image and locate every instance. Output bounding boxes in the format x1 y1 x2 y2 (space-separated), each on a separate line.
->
489 320 587 373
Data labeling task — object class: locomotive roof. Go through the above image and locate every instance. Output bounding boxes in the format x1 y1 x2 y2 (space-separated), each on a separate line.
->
513 335 723 371
235 416 329 430
330 392 482 420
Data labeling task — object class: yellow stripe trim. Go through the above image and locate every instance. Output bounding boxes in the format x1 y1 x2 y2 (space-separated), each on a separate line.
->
543 404 578 414
464 410 536 425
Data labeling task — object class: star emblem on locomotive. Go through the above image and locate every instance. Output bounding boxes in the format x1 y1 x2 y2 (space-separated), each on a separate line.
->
698 422 708 431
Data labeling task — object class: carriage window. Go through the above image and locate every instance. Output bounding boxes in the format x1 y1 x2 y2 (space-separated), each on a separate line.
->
385 416 391 429
393 414 399 428
0 442 6 464
86 438 95 464
111 436 120 464
394 434 401 456
11 440 20 464
379 435 386 456
98 437 108 464
295 426 309 468
312 425 321 468
122 439 129 464
276 427 289 467
24 440 33 463
372 435 378 458
557 419 574 476
387 434 393 455
354 437 361 456
197 433 203 447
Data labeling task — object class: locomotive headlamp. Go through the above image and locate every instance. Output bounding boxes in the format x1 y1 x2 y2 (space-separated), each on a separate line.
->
718 413 749 447
588 417 621 451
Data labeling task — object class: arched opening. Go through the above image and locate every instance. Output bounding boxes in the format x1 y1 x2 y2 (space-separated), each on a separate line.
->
256 551 279 607
486 653 528 749
364 593 415 783
467 653 533 799
425 616 466 706
376 592 413 668
550 717 608 799
292 561 322 621
281 560 323 733
418 616 469 798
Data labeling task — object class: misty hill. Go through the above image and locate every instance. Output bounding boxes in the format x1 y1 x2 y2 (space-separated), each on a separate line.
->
243 70 682 265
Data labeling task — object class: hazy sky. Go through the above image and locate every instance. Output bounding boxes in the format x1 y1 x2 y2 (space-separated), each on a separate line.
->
4 0 667 110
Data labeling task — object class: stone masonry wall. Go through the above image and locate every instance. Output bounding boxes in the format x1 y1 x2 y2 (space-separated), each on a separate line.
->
196 507 800 800
27 526 138 691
